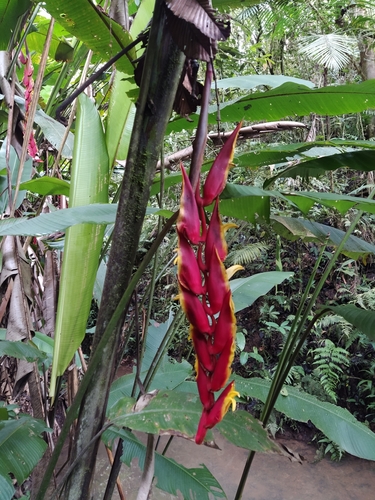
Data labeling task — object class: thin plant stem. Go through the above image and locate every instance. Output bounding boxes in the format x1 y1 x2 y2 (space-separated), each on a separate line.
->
103 439 124 500
235 187 375 500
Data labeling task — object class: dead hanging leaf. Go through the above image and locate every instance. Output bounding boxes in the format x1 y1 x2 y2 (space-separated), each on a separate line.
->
133 390 159 412
173 58 204 117
164 0 230 61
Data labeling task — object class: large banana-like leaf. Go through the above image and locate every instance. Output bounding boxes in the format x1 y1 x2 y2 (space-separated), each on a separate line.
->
214 74 314 89
230 272 294 313
107 390 278 453
167 80 375 132
103 427 227 500
0 204 163 236
0 0 30 50
42 0 136 74
272 216 375 260
264 150 375 188
50 94 109 398
234 376 375 461
0 416 49 500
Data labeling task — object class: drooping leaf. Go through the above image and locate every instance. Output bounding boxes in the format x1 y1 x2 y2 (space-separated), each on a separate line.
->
103 427 227 500
167 80 375 132
107 390 277 453
0 416 49 500
264 149 375 188
321 305 375 341
0 204 164 237
19 177 70 197
284 191 375 216
50 94 109 398
230 272 294 313
0 340 46 362
42 0 136 74
234 376 375 461
272 216 375 260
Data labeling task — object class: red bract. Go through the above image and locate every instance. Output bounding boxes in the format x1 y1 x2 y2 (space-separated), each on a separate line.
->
195 381 239 444
177 164 201 244
176 128 241 444
202 122 242 206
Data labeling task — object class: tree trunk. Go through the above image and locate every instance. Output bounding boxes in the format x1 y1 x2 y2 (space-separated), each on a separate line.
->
62 2 184 499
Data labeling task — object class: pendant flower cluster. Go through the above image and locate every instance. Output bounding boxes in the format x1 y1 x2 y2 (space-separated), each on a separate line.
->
176 123 242 444
19 50 38 159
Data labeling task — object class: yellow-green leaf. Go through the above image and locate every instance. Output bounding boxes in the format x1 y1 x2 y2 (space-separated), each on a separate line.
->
50 94 109 398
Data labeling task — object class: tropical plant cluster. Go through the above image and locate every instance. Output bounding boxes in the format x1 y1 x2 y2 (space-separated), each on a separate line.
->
0 1 375 499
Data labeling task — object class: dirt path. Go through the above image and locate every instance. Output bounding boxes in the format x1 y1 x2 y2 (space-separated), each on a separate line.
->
93 432 375 499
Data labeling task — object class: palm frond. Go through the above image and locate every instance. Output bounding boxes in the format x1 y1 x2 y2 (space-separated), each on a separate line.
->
298 33 359 70
226 242 268 266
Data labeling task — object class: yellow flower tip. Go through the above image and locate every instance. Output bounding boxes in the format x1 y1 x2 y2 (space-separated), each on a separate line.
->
226 264 244 280
223 222 238 234
172 294 180 302
225 387 240 412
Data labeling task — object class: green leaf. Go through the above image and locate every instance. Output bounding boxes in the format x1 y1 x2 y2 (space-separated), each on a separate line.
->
234 376 375 460
215 75 314 90
0 205 167 237
264 149 375 188
108 390 277 453
103 427 227 500
19 177 70 197
167 80 375 132
220 184 274 223
231 272 294 313
0 204 116 236
50 94 109 398
43 0 136 74
0 416 49 500
0 0 30 50
108 357 192 410
0 340 46 362
322 305 375 341
217 410 279 453
284 191 375 216
272 216 375 260
213 0 262 9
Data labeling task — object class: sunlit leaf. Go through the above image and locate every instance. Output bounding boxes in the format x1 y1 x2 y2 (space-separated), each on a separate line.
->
167 80 375 132
19 177 70 197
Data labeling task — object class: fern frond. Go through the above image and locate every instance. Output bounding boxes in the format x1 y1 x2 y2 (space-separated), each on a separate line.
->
313 340 350 402
226 242 269 266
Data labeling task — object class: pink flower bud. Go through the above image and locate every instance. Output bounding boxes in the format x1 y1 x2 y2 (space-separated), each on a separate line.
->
202 122 242 206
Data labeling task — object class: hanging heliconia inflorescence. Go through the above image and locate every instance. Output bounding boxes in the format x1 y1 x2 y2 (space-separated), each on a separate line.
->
19 50 39 159
176 122 242 444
